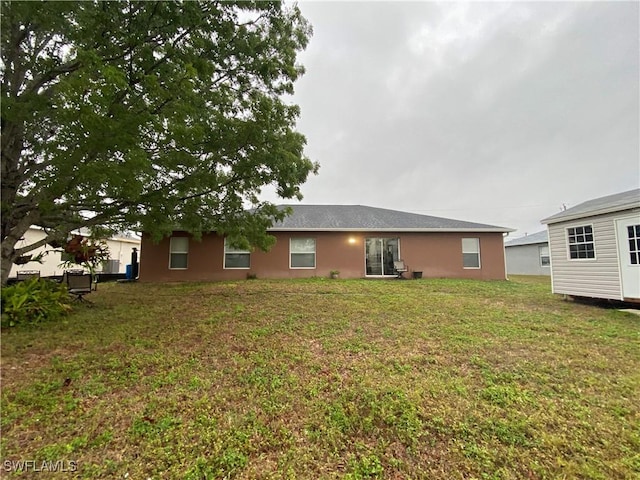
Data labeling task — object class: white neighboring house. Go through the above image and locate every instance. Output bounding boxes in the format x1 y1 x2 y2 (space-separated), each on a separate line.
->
541 189 640 303
10 227 141 278
504 230 550 276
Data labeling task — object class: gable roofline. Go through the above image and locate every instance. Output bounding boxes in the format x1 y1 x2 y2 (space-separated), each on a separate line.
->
504 230 548 247
541 189 640 225
26 225 141 244
267 204 514 233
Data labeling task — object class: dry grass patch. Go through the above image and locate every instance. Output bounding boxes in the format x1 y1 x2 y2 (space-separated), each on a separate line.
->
1 276 639 479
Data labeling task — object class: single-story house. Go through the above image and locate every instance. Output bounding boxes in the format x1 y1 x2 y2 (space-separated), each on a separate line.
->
504 230 550 276
10 227 141 278
541 188 640 303
139 205 514 282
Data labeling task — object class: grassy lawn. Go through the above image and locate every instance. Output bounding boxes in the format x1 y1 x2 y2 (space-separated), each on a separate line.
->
1 276 639 479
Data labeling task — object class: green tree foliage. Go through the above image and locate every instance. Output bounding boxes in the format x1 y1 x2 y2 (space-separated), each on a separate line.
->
1 0 317 284
1 278 71 327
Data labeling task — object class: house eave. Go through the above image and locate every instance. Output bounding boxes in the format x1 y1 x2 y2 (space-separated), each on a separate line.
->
541 205 640 225
504 241 547 248
267 227 515 233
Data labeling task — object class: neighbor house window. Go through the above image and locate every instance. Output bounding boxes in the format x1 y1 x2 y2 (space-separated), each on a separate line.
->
462 238 481 268
567 225 595 259
539 245 550 267
169 237 188 269
224 239 250 268
290 238 316 268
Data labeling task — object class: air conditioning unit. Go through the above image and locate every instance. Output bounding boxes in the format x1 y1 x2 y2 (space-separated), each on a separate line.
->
103 259 120 274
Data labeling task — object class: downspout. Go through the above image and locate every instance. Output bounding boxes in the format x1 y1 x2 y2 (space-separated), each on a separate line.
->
503 232 510 280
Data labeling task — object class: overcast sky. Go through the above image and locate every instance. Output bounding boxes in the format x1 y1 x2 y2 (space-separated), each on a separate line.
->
264 1 639 237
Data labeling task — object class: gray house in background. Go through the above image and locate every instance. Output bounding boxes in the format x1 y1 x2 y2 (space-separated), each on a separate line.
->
541 188 640 303
504 230 550 276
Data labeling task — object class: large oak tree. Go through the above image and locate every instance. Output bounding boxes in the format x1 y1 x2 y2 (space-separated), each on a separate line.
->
1 0 317 284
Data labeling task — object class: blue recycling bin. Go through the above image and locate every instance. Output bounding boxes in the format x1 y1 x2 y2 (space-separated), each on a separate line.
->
126 264 132 280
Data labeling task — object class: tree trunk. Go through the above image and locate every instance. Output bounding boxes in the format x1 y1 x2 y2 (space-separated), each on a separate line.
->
0 252 15 286
1 236 20 285
0 214 35 285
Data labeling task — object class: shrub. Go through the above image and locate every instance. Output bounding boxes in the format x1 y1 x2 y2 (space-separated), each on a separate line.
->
1 278 72 327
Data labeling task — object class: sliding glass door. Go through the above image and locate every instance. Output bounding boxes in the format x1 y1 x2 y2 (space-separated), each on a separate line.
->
365 238 400 276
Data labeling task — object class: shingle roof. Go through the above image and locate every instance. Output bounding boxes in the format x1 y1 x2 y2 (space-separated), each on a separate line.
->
504 230 548 247
541 189 640 225
270 205 513 232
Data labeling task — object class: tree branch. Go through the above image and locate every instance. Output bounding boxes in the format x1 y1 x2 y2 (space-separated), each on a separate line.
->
23 59 82 96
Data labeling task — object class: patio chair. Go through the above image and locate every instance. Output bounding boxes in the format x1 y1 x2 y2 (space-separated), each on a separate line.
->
393 260 409 279
64 272 93 303
16 270 40 281
60 269 82 284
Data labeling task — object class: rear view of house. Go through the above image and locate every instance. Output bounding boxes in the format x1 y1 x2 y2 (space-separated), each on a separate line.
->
140 205 513 282
504 230 550 276
541 189 640 303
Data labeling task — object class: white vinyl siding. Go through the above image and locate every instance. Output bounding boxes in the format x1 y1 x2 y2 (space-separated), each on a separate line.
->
462 238 481 269
290 238 316 268
169 237 188 269
505 243 551 276
548 214 623 300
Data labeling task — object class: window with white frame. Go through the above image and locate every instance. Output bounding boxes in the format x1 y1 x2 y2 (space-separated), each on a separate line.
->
462 238 481 268
567 225 595 259
539 245 550 267
628 225 640 265
224 239 250 268
169 237 188 269
290 238 316 268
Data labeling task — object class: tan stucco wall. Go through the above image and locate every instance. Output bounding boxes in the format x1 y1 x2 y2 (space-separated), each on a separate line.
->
139 231 507 282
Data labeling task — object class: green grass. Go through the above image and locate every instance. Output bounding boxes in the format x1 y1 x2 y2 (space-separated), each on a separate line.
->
1 276 639 479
